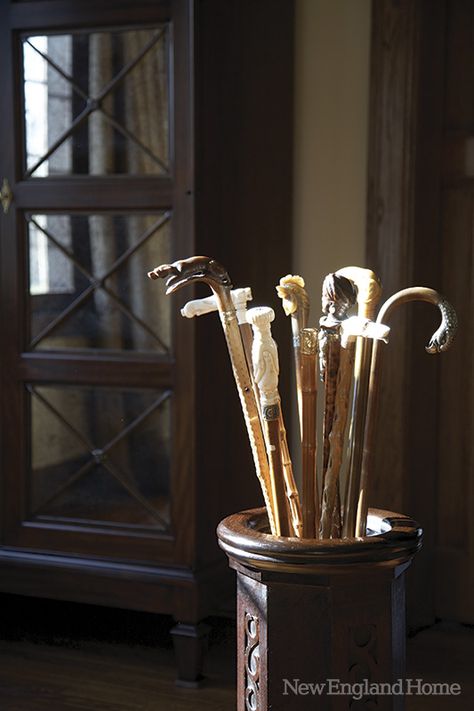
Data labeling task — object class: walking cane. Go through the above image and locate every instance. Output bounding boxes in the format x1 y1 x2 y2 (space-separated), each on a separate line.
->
337 267 382 538
148 256 278 534
318 273 358 538
276 276 317 537
247 306 292 536
319 313 390 538
355 287 458 536
299 327 319 538
276 274 310 436
180 290 302 537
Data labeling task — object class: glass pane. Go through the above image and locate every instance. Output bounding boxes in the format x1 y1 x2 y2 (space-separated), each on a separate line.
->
27 213 171 353
29 385 171 530
22 27 169 177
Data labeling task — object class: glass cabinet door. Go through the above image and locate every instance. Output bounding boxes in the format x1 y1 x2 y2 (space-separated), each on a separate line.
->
0 0 193 563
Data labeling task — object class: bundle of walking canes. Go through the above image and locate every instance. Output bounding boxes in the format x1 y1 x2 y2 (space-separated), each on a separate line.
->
148 256 458 540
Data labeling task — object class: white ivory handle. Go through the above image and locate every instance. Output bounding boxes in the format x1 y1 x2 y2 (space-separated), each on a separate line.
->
181 287 252 324
247 306 280 409
340 316 390 347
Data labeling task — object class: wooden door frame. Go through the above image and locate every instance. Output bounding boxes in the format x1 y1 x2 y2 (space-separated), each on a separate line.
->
366 0 447 628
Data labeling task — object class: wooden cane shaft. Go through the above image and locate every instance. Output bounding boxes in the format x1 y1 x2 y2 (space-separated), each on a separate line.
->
321 334 341 491
301 348 318 538
292 313 307 441
320 343 355 538
342 336 373 537
355 340 384 537
294 344 304 440
332 488 342 538
355 287 457 536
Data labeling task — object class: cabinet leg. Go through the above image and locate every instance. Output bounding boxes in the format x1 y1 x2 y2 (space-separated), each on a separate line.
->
171 621 211 687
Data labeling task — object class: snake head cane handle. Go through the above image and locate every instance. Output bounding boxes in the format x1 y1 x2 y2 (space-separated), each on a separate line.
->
148 256 233 295
335 266 382 320
376 287 458 354
426 298 458 353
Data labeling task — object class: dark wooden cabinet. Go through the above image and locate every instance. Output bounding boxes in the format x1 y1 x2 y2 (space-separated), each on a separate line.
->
0 0 294 682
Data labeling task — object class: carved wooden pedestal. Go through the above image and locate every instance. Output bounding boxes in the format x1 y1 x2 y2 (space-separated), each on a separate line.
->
217 508 422 711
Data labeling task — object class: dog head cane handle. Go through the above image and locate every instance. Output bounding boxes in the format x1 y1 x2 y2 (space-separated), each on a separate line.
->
148 255 234 313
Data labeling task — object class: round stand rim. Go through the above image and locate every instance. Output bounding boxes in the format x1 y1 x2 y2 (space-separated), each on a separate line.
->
217 507 422 574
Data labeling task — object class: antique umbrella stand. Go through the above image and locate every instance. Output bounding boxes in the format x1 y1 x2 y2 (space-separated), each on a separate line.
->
217 507 422 711
147 256 455 706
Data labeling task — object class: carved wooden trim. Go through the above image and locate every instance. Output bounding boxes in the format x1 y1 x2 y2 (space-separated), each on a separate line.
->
348 624 378 707
244 612 260 711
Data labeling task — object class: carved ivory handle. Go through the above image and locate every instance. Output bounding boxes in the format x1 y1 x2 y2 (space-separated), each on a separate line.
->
247 305 292 536
181 287 253 324
246 307 280 410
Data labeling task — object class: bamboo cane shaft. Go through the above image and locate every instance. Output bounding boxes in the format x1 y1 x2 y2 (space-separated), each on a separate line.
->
217 300 278 534
240 321 301 537
279 426 303 537
264 416 292 537
247 306 293 536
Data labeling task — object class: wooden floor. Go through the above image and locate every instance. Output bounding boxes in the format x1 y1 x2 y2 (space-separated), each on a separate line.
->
0 594 472 710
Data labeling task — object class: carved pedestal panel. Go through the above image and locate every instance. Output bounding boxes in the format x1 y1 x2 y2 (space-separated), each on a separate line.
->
218 508 422 711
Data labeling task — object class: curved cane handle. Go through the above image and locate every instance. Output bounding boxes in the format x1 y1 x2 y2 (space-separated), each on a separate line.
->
336 266 382 320
376 287 458 353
